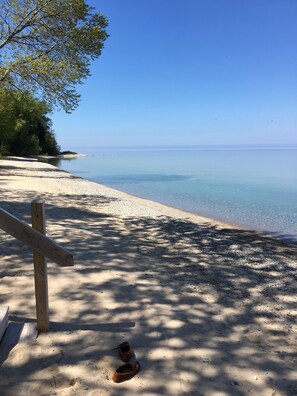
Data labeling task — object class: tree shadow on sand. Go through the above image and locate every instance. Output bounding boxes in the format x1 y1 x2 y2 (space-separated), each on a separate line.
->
0 189 297 395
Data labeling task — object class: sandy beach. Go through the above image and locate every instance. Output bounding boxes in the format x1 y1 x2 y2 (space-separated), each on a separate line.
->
0 157 296 396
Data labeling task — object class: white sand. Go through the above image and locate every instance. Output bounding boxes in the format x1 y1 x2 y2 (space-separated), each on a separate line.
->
0 158 296 396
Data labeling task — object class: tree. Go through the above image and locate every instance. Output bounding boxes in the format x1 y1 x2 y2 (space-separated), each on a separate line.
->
0 87 60 156
0 0 108 112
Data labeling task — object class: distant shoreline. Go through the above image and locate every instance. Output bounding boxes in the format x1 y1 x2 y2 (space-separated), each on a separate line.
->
37 153 87 160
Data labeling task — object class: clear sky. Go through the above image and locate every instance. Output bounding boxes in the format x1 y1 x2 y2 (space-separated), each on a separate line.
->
52 0 297 150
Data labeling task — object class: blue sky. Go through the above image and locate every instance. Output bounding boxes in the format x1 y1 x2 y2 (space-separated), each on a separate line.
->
52 0 297 150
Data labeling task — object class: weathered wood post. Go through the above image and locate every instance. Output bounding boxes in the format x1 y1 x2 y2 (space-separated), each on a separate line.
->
31 199 49 332
0 204 74 333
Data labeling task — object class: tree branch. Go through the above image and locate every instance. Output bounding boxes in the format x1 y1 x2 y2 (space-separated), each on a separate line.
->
0 1 50 50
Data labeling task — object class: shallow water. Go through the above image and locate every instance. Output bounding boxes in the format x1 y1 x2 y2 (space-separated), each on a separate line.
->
52 148 297 244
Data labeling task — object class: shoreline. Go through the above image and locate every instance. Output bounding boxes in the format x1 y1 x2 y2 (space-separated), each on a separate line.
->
0 157 297 395
49 157 297 247
7 156 295 247
5 156 238 228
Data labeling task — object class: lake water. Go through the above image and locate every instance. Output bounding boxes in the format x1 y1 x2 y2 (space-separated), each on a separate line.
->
52 148 297 244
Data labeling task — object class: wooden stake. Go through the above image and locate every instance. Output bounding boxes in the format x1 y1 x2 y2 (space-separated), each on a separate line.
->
31 200 49 333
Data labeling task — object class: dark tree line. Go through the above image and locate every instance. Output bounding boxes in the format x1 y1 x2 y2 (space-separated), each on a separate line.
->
0 88 60 156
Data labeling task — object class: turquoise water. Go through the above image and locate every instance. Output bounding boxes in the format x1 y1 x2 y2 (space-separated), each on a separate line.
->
53 148 297 244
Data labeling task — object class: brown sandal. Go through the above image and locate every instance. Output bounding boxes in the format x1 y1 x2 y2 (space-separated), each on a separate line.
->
115 341 134 362
112 361 141 383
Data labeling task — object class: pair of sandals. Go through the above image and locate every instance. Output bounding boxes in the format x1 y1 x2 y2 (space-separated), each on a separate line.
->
112 341 141 383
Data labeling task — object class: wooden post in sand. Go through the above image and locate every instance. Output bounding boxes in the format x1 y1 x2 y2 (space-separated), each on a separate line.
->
0 203 73 332
31 199 49 332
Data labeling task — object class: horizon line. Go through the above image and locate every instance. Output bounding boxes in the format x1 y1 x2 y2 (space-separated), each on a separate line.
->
63 144 297 151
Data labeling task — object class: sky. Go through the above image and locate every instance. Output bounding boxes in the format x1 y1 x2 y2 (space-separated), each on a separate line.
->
52 0 297 150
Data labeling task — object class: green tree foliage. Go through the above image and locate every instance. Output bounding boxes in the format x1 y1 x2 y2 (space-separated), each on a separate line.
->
0 0 108 112
0 88 60 156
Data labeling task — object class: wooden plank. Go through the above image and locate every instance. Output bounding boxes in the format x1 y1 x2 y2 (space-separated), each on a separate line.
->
0 306 9 342
1 322 37 348
32 200 49 332
19 323 38 342
0 208 73 267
